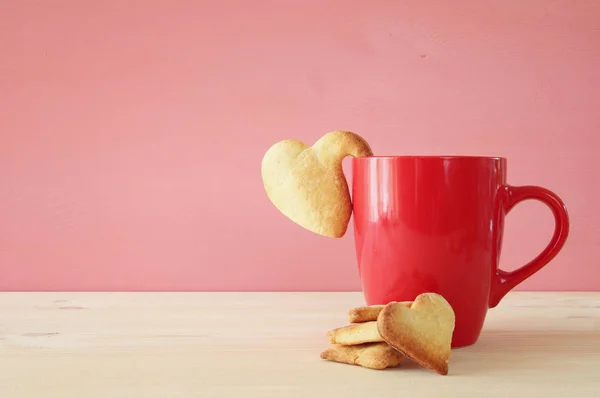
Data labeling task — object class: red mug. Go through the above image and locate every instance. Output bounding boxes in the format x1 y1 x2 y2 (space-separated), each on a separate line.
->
351 156 569 348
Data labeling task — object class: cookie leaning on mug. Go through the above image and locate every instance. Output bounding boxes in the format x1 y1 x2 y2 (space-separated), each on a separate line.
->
261 130 373 238
377 293 456 375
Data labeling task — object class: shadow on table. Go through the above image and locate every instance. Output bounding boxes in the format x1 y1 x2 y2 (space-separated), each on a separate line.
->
384 330 598 376
443 329 599 376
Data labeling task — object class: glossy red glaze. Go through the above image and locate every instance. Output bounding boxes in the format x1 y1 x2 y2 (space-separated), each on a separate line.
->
351 156 569 348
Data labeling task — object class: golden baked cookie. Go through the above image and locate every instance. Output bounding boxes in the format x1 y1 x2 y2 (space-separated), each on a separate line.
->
261 130 373 238
347 302 412 323
326 321 383 345
377 293 456 375
320 342 404 370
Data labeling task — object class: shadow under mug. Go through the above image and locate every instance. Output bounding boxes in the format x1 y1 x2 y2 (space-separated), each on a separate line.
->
351 156 569 348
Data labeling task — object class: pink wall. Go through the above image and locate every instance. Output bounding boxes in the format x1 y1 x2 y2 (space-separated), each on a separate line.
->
1 1 599 291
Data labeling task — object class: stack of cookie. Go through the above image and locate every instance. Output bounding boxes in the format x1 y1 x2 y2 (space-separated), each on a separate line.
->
320 292 456 375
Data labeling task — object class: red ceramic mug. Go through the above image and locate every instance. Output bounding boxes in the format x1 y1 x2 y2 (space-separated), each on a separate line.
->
351 156 569 348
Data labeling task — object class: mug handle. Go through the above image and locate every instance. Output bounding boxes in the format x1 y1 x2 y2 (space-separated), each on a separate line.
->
489 185 570 308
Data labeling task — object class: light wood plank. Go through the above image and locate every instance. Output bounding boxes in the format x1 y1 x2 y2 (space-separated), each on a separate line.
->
0 292 599 397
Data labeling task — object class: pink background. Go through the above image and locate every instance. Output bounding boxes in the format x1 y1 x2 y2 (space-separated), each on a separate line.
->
1 1 599 291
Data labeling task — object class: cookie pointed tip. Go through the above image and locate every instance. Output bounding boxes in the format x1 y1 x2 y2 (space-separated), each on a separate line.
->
319 349 331 359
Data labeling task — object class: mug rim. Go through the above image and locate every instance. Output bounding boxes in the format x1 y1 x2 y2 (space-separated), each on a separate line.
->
355 155 506 161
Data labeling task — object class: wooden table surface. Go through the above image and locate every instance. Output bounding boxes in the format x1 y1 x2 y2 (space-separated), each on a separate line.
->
0 292 599 397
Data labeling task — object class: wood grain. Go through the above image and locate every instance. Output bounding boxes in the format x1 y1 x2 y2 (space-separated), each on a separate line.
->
0 292 599 397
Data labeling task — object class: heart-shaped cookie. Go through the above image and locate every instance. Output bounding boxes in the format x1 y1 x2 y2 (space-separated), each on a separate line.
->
327 321 384 345
377 293 456 375
320 342 405 370
261 130 373 238
348 301 412 323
